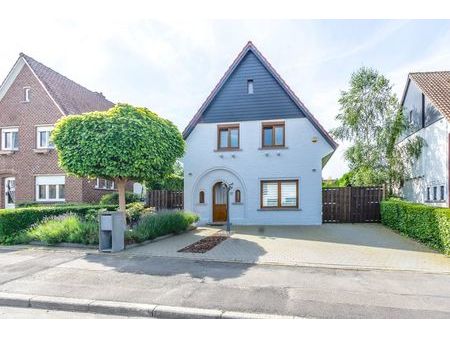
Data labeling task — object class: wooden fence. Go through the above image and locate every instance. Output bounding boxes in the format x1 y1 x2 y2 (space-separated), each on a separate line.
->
322 186 384 223
147 190 183 210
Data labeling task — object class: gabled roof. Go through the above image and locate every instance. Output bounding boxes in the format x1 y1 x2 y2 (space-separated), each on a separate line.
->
401 71 450 121
182 42 337 150
0 53 114 115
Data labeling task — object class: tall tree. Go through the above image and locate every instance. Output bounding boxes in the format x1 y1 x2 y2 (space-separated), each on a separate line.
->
52 103 185 215
332 67 423 195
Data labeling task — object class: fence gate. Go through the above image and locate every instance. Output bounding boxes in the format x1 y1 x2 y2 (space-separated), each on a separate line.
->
147 190 183 210
322 187 384 223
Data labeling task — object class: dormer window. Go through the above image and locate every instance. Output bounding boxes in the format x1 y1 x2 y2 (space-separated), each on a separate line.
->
23 87 31 102
247 80 254 94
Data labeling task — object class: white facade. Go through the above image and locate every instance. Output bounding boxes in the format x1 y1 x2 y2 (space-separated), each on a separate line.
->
401 118 449 207
183 118 334 226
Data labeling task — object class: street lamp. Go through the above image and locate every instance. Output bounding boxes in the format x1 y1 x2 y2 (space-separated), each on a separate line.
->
221 181 233 235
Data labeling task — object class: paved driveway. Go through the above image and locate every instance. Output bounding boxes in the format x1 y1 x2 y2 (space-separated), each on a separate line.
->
124 223 450 273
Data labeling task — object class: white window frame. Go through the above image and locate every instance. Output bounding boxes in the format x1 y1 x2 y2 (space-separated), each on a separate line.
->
1 128 19 151
23 87 31 102
36 126 55 149
35 175 65 202
95 178 115 190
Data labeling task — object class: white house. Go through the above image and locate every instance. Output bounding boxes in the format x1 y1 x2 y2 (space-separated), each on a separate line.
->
182 42 337 226
399 71 450 207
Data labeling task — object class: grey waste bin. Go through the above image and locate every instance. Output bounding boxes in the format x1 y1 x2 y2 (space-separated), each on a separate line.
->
99 211 125 253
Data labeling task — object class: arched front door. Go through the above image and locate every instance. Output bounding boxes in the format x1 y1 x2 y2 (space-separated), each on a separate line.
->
212 182 227 223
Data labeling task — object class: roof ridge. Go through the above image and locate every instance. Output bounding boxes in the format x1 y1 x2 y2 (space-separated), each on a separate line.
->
20 53 107 99
409 70 450 75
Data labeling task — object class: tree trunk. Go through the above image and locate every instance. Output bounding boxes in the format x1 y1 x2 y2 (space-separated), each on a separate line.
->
116 178 127 224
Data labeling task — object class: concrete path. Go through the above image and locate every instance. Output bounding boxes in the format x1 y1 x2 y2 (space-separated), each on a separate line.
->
0 246 449 318
124 224 450 273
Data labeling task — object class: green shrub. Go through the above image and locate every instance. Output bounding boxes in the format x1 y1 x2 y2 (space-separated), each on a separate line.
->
0 204 116 244
126 202 146 224
27 214 99 245
100 192 140 205
381 199 450 254
16 202 96 208
133 210 199 243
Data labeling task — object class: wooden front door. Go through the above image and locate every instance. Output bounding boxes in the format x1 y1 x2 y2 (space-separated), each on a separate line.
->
213 182 227 222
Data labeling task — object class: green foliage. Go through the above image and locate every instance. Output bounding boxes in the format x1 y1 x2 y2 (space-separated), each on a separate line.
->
332 67 424 193
0 205 116 244
52 103 185 183
16 202 97 208
146 161 184 191
99 192 140 205
125 202 146 224
323 171 355 188
129 210 199 243
381 199 450 255
26 214 99 245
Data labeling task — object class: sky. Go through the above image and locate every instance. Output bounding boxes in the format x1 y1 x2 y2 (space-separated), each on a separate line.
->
1 18 450 178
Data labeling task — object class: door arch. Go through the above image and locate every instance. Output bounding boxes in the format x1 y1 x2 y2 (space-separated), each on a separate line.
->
212 182 227 223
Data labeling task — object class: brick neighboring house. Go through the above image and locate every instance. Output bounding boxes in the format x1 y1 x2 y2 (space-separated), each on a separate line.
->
0 53 131 209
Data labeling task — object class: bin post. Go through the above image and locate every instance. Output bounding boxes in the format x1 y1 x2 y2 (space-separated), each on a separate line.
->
99 211 125 253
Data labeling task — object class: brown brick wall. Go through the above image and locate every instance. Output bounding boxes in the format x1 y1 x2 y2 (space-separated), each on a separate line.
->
82 179 134 204
0 63 129 208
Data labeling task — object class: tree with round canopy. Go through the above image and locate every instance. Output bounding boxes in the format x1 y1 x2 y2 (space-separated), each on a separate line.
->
52 103 185 216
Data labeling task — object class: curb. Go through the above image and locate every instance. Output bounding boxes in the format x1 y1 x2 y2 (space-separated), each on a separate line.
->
0 292 297 319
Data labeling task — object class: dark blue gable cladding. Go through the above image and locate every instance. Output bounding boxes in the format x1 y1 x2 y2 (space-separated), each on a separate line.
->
183 42 337 150
200 51 305 123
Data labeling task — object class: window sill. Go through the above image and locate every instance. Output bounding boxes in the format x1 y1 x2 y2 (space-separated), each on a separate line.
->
36 199 66 203
258 207 301 211
232 202 243 205
214 148 242 152
33 148 53 154
94 188 117 191
0 150 17 155
195 203 208 206
258 146 288 150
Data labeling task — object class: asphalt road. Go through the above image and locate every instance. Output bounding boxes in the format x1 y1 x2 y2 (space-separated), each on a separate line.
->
0 246 449 318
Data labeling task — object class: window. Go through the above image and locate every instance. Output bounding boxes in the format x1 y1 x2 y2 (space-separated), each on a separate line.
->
260 180 298 209
36 176 65 202
408 110 413 124
440 185 445 201
199 191 205 204
217 124 239 150
262 122 285 148
95 178 115 190
247 80 254 94
235 189 241 203
23 87 31 102
427 187 431 201
433 186 438 201
36 126 54 149
1 128 19 151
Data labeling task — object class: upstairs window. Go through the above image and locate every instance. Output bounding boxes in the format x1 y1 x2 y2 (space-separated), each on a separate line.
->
36 126 55 149
23 87 31 102
1 128 19 151
217 124 239 150
247 80 254 94
262 122 285 148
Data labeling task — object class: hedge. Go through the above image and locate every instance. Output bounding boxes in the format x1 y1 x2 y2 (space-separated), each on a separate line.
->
0 204 116 244
381 199 450 255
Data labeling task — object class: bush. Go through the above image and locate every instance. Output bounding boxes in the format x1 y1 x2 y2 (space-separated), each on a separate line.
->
16 202 97 208
100 192 140 205
381 198 450 254
126 202 146 224
0 204 116 244
132 210 199 243
26 214 99 245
